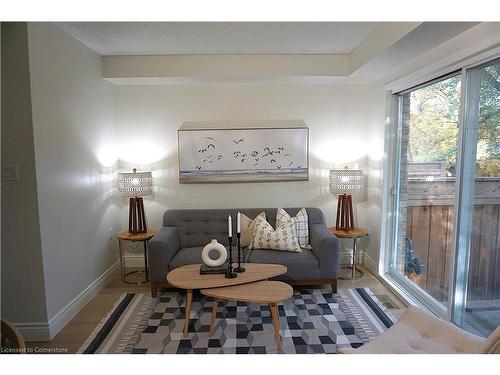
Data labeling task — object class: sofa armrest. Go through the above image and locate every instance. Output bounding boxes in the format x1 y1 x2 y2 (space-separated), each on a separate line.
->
484 327 500 354
309 224 340 278
401 306 487 353
148 226 180 283
344 305 489 354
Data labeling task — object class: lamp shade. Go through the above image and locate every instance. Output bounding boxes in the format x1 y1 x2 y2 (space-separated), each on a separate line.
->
118 171 153 198
329 169 366 201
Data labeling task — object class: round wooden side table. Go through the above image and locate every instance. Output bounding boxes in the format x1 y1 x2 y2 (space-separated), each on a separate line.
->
329 227 369 280
117 229 156 285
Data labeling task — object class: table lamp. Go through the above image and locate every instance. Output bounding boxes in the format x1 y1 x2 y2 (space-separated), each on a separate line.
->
329 168 366 232
118 168 153 234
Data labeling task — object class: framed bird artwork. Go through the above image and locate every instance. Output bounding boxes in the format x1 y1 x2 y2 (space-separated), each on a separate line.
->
178 126 309 183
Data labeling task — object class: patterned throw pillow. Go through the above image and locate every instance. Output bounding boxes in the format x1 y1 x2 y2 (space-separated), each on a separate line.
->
276 207 311 249
249 216 301 252
239 211 266 248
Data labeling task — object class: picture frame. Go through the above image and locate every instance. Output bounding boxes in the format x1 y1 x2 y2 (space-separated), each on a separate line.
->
178 126 309 183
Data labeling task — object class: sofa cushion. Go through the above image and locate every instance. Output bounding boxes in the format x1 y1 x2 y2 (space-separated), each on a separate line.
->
169 245 320 280
245 248 319 280
169 247 205 270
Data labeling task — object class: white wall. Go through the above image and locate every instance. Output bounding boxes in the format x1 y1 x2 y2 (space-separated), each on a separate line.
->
27 23 121 336
363 87 388 273
113 82 386 263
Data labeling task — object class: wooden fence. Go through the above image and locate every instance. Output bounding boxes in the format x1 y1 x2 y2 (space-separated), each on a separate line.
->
405 178 500 304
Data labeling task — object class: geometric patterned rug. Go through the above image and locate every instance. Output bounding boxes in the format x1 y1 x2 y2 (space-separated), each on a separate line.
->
79 287 397 354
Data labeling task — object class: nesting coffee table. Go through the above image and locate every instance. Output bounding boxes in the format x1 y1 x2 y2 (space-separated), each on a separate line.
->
202 280 292 349
166 263 292 349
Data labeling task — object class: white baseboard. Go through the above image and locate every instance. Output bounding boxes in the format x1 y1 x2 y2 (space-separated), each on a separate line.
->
339 249 353 265
14 260 120 342
122 255 146 268
362 251 379 274
339 245 369 267
14 322 51 342
47 260 120 339
340 248 378 275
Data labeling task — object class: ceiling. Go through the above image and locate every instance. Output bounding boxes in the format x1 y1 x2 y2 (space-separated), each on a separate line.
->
56 22 380 55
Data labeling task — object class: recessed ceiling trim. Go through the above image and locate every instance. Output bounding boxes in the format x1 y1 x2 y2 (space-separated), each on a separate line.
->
350 22 422 73
104 76 372 85
53 21 487 84
102 54 351 79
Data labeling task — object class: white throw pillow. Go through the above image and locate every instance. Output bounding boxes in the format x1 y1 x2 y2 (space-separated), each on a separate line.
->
239 211 266 248
276 207 311 249
249 215 301 252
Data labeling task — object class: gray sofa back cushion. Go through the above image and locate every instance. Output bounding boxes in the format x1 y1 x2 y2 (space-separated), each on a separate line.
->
163 207 325 249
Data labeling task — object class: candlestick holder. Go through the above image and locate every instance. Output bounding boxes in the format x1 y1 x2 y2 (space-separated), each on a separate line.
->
225 236 237 279
234 232 246 273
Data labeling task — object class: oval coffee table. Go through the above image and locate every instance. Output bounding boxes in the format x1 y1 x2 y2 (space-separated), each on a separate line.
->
202 280 293 350
166 263 287 337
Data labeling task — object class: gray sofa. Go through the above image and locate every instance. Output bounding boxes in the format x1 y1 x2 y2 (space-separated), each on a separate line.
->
148 207 340 297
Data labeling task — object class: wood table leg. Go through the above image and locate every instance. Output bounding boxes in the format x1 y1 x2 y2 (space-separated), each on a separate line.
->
209 298 219 337
269 303 281 350
183 289 193 337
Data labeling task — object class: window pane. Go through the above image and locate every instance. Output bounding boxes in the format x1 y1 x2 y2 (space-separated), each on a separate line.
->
393 74 461 308
462 61 500 336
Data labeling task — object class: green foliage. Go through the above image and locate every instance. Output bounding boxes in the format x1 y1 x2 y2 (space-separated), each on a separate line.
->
408 63 499 177
476 65 500 177
408 75 461 176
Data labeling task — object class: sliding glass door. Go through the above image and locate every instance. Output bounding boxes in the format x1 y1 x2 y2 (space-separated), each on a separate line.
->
388 57 500 336
391 72 461 314
455 59 500 336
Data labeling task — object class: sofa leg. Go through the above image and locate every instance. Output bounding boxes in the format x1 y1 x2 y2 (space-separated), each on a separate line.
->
151 283 158 298
331 279 338 294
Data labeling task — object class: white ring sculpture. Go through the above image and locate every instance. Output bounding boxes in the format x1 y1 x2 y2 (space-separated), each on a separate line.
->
201 239 227 267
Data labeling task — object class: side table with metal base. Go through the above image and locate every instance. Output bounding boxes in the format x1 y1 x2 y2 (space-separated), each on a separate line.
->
117 229 156 285
329 227 369 280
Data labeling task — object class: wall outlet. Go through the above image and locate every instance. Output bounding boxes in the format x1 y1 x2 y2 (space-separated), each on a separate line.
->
2 164 19 181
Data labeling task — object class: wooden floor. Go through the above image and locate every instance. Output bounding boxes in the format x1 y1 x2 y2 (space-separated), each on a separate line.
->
26 265 406 353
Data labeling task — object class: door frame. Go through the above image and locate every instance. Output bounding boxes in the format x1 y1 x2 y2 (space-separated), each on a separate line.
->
379 49 500 323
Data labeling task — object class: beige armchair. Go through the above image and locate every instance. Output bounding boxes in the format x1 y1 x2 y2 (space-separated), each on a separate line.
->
339 306 500 354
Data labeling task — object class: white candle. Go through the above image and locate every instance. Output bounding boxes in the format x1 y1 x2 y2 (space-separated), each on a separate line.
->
228 215 232 238
237 212 241 233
